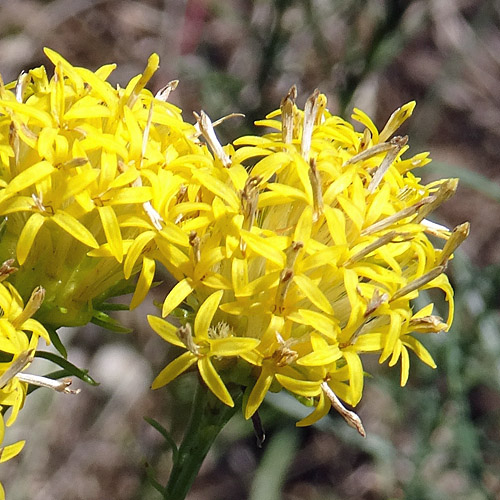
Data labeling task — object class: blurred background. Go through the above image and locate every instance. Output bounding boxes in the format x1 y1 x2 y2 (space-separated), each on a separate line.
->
1 0 500 499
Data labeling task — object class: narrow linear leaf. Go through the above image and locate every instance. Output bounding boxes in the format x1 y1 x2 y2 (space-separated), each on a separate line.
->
35 351 99 386
91 311 132 334
143 416 179 463
46 327 67 358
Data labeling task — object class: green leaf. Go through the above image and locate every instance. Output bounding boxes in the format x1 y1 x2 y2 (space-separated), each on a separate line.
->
35 351 99 386
46 327 68 358
91 311 132 334
144 416 179 463
144 462 165 495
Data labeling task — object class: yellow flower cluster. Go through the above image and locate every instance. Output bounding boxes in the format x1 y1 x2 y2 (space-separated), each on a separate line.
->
0 50 467 448
148 87 468 433
0 49 209 327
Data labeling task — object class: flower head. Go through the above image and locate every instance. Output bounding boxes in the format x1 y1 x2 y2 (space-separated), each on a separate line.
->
149 88 468 432
0 50 207 326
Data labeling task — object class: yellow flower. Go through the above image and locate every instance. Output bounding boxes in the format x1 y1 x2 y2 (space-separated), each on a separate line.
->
151 88 468 432
149 290 259 406
0 50 205 326
0 412 25 499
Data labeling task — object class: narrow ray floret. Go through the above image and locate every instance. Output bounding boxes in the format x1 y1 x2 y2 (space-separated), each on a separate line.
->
149 87 468 433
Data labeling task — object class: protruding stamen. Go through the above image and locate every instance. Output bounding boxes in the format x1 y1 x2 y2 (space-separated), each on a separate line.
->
342 141 395 167
174 185 188 224
194 110 232 168
409 315 447 333
361 197 433 236
12 286 45 329
59 157 88 169
344 231 399 266
285 241 303 268
359 127 372 151
391 265 446 302
368 136 408 193
309 158 324 221
301 89 320 162
240 176 261 252
274 269 294 314
321 381 366 437
0 350 34 389
15 71 30 103
241 176 261 232
211 113 245 128
15 373 80 394
208 321 233 339
314 93 327 126
438 222 470 265
0 259 18 282
364 289 388 317
155 80 178 101
274 242 303 313
413 179 458 223
420 219 451 239
189 231 201 265
272 332 298 366
177 323 200 355
32 193 47 213
280 85 297 144
141 102 154 166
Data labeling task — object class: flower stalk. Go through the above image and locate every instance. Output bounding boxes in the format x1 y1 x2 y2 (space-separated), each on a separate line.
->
163 381 241 500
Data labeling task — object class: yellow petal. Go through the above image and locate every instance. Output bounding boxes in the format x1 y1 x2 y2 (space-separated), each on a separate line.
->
198 357 234 407
296 392 331 427
16 213 45 265
130 256 155 310
151 352 197 389
251 152 290 182
147 315 185 347
193 170 240 210
0 439 25 463
209 337 260 356
98 205 123 263
4 161 54 196
343 350 364 406
0 99 52 127
293 274 334 315
162 278 193 317
51 211 99 248
275 374 322 397
239 230 286 268
244 366 274 419
124 231 155 279
194 290 224 338
403 336 436 369
351 107 379 143
379 101 416 143
297 346 341 366
400 345 410 387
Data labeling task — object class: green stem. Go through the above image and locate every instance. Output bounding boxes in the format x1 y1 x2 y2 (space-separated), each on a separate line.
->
163 381 241 500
